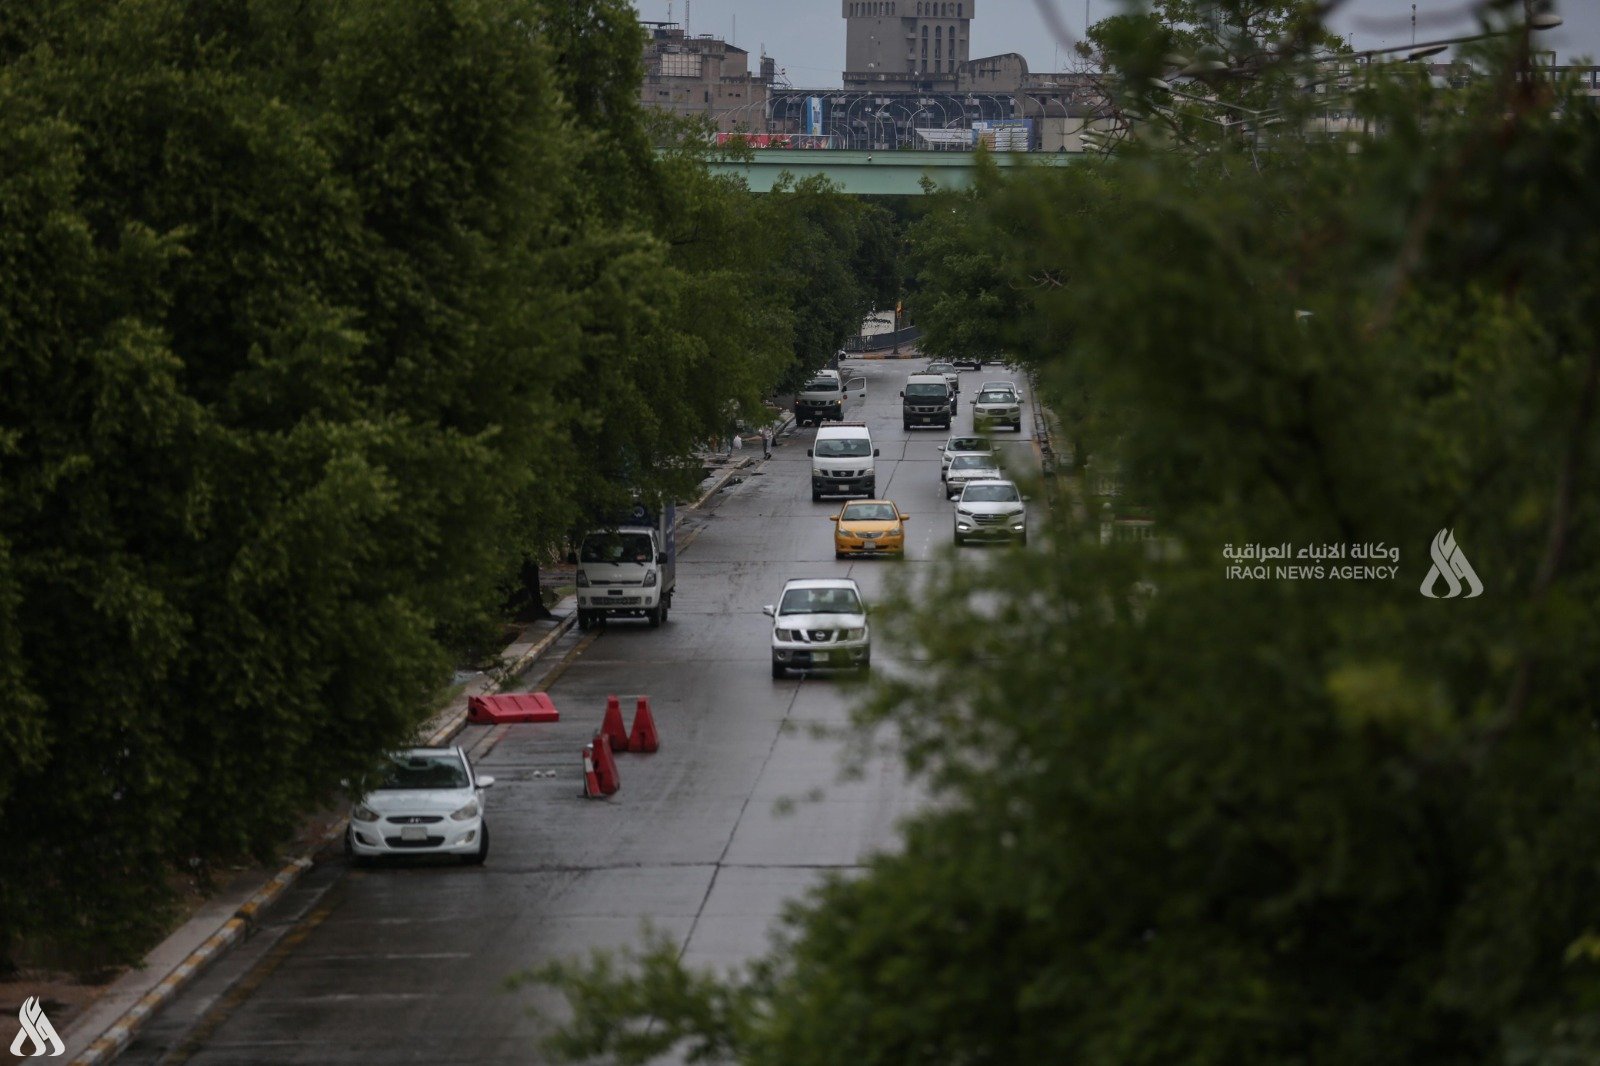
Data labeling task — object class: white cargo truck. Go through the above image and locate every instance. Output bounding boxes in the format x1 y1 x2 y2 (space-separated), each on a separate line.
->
574 500 676 630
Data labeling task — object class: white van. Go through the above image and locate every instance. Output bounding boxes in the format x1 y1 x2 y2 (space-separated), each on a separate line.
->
809 422 878 502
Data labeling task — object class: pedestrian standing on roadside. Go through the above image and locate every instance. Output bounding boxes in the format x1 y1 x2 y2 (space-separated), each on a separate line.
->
762 427 772 458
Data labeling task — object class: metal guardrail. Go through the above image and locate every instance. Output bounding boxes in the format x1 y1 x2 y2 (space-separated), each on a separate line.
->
844 325 922 352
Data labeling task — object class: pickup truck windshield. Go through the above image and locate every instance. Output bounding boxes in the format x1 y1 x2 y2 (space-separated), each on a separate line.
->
580 532 654 564
779 588 863 614
814 439 872 458
904 384 948 398
802 379 841 393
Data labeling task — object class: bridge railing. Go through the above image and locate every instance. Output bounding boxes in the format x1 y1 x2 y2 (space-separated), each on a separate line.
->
844 325 922 352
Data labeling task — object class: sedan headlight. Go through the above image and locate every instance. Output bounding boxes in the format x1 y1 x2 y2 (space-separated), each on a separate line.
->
450 800 480 822
352 803 379 822
643 570 658 587
840 628 866 641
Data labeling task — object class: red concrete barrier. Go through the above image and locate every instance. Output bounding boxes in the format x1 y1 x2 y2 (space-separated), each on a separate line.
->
467 692 559 724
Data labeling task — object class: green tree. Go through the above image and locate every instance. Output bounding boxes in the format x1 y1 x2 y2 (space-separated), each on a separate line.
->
528 26 1600 1066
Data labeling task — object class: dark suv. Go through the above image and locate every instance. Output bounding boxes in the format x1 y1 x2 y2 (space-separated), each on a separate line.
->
901 374 954 429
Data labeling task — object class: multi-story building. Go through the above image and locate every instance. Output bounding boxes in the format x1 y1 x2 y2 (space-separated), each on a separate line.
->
842 0 974 89
639 22 774 133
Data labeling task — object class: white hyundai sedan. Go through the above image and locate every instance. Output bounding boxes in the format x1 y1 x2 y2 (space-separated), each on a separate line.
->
346 746 493 865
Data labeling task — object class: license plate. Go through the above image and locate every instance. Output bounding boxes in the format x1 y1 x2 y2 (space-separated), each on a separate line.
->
862 543 877 550
812 652 830 663
401 826 426 841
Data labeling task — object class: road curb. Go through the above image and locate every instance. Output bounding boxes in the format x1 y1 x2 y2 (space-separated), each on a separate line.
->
66 441 764 1064
68 857 315 1066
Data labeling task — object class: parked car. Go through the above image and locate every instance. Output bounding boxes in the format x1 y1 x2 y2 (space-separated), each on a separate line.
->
953 479 1028 546
346 747 493 865
973 388 1023 431
830 499 910 558
945 452 1003 498
764 578 870 678
940 435 995 482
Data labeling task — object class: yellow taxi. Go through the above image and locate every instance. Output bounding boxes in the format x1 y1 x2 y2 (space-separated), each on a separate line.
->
830 499 911 558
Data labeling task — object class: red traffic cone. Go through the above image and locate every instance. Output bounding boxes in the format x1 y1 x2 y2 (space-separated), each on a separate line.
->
581 742 603 798
628 696 660 754
600 694 629 752
592 731 621 795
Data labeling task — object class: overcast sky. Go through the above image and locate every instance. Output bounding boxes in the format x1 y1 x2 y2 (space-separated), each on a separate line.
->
628 0 1598 88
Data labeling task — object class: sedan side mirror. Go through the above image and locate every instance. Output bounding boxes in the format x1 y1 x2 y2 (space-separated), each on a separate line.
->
477 776 496 789
900 514 911 522
828 514 841 521
761 605 775 617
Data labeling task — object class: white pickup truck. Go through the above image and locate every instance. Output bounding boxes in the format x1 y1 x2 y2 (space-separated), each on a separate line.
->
794 369 867 427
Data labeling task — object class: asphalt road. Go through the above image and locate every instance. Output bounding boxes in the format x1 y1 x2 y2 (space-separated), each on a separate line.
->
121 360 1040 1065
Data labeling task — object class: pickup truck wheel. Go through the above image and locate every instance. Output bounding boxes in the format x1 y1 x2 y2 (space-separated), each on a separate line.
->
647 606 662 628
902 421 912 431
812 490 823 502
771 660 787 680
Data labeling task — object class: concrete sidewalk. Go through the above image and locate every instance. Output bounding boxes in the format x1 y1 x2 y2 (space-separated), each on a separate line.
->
58 422 785 1065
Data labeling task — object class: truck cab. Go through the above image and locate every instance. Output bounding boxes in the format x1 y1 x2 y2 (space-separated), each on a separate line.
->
574 501 676 630
809 422 878 502
795 370 867 427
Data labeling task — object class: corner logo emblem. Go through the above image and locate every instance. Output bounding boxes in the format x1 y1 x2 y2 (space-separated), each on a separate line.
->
11 996 65 1058
1420 529 1484 599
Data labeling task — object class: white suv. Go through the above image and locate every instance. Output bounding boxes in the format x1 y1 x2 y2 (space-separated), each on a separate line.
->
954 479 1028 546
763 578 870 678
972 387 1023 431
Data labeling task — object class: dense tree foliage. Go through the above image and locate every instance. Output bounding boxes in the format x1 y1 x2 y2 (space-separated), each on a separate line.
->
0 0 893 964
530 13 1600 1065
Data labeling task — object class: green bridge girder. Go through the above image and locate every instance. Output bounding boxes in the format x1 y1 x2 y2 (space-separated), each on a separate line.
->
702 147 1085 196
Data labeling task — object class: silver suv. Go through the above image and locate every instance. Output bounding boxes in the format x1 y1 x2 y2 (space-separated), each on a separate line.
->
973 387 1023 432
953 479 1028 546
764 578 870 678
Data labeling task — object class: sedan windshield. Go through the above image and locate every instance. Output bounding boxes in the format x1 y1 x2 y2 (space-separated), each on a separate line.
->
378 753 469 791
841 502 898 522
815 439 871 458
779 587 863 615
946 438 990 454
927 364 954 373
963 484 1021 503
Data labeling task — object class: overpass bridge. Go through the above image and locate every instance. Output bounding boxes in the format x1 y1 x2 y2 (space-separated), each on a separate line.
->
703 147 1084 196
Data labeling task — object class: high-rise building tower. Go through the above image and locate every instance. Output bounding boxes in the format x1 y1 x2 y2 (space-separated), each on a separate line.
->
842 0 974 88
